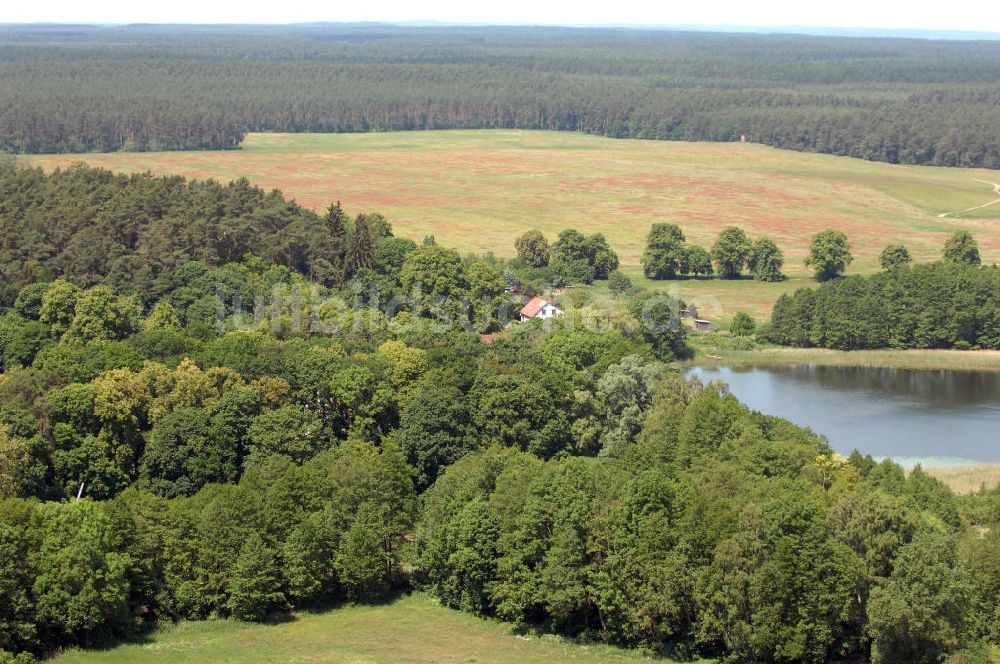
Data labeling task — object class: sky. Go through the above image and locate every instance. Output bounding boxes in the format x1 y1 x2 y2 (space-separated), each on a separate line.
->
1 0 999 33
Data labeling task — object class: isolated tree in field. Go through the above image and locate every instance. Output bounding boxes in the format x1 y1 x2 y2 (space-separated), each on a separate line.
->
642 223 686 279
683 245 714 276
879 243 912 271
730 312 756 337
806 229 853 281
712 227 752 279
942 230 981 265
515 230 550 268
747 237 784 282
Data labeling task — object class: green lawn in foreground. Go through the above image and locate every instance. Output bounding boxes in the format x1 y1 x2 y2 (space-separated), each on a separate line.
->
52 593 688 664
22 130 1000 322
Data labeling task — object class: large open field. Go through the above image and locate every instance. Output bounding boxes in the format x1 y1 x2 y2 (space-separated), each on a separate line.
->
22 130 1000 320
51 593 685 664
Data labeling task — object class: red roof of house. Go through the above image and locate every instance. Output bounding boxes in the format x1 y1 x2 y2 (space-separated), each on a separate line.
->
519 296 549 318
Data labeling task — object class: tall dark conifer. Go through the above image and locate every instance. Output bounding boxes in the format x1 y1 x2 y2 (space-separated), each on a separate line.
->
320 202 349 283
345 215 375 280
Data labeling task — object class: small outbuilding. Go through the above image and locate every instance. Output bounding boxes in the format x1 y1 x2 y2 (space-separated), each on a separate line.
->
519 296 563 322
694 319 713 332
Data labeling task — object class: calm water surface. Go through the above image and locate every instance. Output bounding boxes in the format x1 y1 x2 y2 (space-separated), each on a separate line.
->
686 365 1000 464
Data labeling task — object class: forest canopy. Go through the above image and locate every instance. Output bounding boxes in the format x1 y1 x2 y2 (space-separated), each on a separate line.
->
1 25 999 167
0 160 999 664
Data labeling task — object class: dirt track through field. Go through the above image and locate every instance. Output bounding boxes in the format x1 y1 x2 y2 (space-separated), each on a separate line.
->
938 180 1000 218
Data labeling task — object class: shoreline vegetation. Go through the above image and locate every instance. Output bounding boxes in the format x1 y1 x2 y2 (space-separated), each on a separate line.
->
920 465 1000 495
686 340 1000 373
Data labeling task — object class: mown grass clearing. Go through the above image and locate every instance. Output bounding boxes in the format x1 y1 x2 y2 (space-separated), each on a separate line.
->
51 593 687 664
23 130 1000 321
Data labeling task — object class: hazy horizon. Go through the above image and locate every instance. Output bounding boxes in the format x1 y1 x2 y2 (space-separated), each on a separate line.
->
1 20 999 42
1 0 997 35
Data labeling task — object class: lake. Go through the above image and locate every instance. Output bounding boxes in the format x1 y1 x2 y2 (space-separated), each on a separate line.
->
686 365 1000 465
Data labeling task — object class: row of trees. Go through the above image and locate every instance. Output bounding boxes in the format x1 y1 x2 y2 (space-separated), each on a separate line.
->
2 25 1000 167
878 230 982 272
642 223 785 281
803 228 982 282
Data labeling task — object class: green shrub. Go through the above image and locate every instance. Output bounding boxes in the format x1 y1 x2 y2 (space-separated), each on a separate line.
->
730 312 756 337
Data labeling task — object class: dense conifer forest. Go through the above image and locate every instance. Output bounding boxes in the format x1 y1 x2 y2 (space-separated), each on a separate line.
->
768 263 1000 350
1 24 1000 166
768 231 999 350
1 161 1000 664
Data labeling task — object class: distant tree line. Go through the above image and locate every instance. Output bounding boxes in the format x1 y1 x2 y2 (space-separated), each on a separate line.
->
1 25 999 167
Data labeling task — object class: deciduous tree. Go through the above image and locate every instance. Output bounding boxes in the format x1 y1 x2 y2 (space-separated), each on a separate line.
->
806 229 853 281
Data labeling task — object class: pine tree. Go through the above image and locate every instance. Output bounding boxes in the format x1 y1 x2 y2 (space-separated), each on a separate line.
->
344 216 375 280
226 532 289 621
309 202 348 284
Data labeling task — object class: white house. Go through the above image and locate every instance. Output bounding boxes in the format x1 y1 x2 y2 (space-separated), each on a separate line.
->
519 296 562 322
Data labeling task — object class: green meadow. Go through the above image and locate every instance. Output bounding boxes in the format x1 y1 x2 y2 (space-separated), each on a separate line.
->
51 593 686 664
